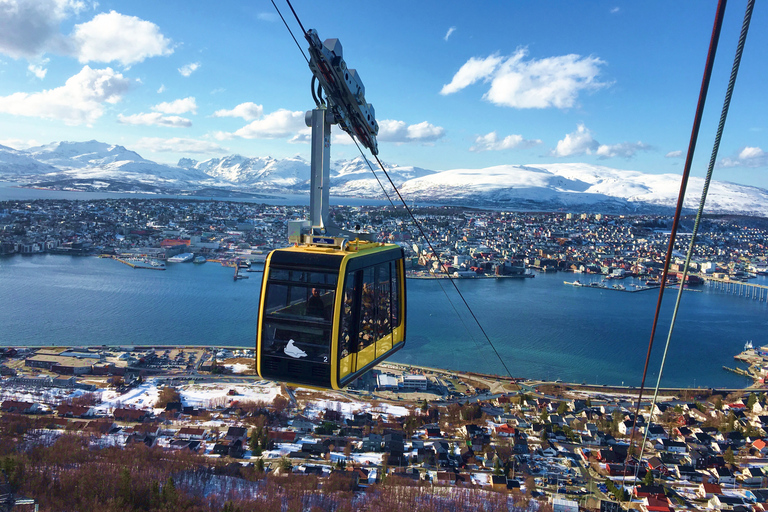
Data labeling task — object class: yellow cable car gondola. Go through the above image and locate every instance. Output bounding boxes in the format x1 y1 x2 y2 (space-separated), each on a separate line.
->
256 240 406 389
255 28 406 388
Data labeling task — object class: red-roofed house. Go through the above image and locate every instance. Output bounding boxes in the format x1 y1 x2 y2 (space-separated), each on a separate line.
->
1 400 39 414
641 497 672 512
495 424 516 437
698 482 722 499
752 439 768 456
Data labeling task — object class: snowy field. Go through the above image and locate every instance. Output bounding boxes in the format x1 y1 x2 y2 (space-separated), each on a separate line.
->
303 397 411 422
98 379 282 412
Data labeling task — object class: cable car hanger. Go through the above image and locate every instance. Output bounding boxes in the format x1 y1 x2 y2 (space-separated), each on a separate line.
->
291 28 380 248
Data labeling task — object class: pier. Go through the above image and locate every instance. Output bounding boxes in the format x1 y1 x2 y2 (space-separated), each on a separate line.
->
564 281 656 293
705 276 768 302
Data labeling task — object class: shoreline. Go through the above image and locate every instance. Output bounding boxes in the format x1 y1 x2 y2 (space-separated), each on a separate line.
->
4 344 760 394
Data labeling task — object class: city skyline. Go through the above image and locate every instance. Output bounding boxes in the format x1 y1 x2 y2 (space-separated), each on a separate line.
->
0 1 766 188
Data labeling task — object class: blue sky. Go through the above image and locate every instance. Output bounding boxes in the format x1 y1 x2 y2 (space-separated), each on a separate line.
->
0 0 765 188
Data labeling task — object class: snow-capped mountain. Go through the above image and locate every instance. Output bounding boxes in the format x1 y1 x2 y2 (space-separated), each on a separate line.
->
1 140 766 217
397 163 768 215
26 140 149 170
186 155 309 188
0 144 59 175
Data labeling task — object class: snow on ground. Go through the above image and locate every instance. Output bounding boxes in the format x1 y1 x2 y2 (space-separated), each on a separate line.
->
180 382 280 408
470 472 492 486
223 363 251 374
349 452 384 466
99 381 160 411
303 397 411 422
96 380 281 412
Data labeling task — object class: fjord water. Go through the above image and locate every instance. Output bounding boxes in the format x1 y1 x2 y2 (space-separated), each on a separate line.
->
2 254 766 388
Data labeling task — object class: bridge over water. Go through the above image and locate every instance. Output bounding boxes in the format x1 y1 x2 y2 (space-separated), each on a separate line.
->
705 276 768 302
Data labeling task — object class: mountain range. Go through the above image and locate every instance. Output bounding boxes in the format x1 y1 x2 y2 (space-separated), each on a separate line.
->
1 140 766 217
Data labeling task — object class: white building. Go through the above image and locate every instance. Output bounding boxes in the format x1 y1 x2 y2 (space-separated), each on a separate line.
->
399 374 428 391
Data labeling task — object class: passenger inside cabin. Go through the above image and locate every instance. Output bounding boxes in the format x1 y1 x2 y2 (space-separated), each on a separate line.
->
306 288 325 317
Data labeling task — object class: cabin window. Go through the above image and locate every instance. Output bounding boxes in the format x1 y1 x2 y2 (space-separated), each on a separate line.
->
262 269 336 364
358 267 376 350
338 270 357 358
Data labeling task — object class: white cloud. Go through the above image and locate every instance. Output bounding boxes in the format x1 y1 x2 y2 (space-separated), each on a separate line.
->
444 27 457 41
441 48 609 109
218 109 305 140
257 12 278 22
72 11 173 66
440 55 504 95
470 131 542 152
378 119 445 143
665 150 683 158
552 124 648 159
0 65 130 125
117 112 191 127
212 102 264 121
611 7 620 13
407 121 445 142
152 97 196 115
179 62 200 77
27 58 50 79
552 124 599 157
0 138 41 150
134 137 227 154
157 84 165 94
595 141 650 159
0 0 82 59
719 146 767 168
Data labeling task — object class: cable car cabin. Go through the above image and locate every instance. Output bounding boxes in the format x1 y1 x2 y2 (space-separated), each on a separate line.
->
256 241 406 389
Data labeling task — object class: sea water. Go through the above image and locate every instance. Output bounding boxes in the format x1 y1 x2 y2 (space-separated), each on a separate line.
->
1 253 765 388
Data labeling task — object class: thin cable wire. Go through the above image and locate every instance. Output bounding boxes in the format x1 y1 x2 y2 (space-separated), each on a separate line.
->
634 0 754 476
277 0 515 380
350 137 397 211
623 0 728 480
284 0 308 36
351 140 498 372
373 153 515 379
270 0 309 64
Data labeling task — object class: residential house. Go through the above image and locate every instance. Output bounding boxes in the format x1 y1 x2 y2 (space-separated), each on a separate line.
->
56 404 95 418
752 439 768 456
177 427 206 441
0 400 39 414
740 467 765 487
491 475 508 492
698 482 722 499
361 433 382 452
713 467 735 486
495 424 516 437
708 494 745 510
113 408 150 423
291 415 315 433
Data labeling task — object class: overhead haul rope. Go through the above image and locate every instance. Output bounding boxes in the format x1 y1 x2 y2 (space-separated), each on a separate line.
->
356 143 508 379
274 0 515 379
631 0 755 479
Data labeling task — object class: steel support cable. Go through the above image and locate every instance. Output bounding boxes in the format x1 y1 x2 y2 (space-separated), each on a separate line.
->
270 0 309 64
351 143 499 376
372 153 515 379
623 0 728 477
634 0 754 477
284 0 308 36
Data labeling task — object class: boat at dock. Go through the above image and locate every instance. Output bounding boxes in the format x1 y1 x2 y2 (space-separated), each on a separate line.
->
193 255 207 264
167 252 194 263
122 258 166 270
